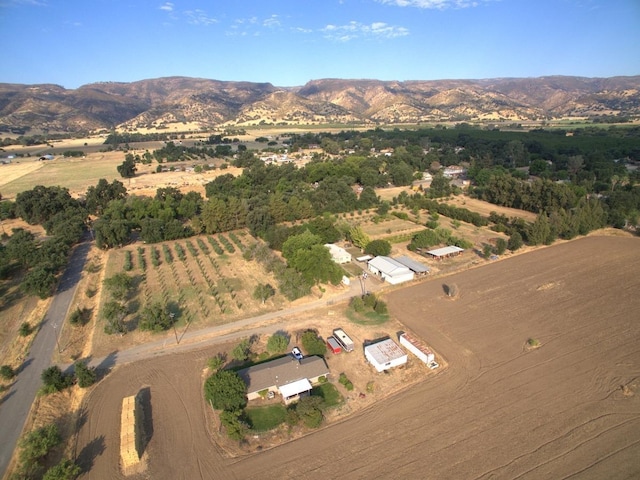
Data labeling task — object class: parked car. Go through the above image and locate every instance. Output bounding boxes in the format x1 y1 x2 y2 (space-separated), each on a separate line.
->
291 347 303 360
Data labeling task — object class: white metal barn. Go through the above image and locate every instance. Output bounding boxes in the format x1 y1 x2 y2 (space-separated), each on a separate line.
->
364 338 408 372
367 256 414 285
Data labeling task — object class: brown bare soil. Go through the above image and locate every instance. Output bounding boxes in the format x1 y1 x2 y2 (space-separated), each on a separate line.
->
74 235 640 479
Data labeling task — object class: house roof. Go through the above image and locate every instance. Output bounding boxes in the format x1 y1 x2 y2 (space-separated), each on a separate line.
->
364 339 407 365
368 256 411 276
237 355 329 394
394 255 430 273
324 243 350 258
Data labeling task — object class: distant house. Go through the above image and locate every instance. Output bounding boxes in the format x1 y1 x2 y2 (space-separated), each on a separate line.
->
364 338 408 372
325 244 352 264
367 256 414 285
443 165 466 178
237 355 329 405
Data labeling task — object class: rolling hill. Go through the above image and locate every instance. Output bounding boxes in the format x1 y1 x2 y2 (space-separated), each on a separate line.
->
0 75 638 133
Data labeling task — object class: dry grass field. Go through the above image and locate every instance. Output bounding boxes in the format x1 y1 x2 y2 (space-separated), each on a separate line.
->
73 234 640 479
0 151 242 200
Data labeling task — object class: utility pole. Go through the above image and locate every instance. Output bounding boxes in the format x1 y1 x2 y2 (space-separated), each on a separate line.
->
359 272 368 296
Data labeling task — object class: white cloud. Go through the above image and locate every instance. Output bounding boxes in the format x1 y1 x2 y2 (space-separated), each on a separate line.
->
159 2 173 12
321 21 409 41
263 14 281 28
184 9 218 26
376 0 484 8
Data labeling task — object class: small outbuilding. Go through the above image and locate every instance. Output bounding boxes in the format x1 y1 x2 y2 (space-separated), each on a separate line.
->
364 338 408 372
367 256 414 285
425 245 464 260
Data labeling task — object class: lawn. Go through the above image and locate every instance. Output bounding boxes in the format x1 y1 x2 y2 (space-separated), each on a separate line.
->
311 382 343 407
245 404 287 432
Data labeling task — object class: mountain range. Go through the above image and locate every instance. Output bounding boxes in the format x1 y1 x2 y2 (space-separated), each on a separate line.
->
0 75 639 133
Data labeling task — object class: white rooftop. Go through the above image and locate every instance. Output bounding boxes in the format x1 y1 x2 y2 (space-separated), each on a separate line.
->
364 338 406 364
426 246 464 257
279 378 312 398
368 256 411 275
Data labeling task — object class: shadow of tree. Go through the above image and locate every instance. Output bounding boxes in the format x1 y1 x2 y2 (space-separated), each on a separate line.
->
76 435 106 473
95 351 118 381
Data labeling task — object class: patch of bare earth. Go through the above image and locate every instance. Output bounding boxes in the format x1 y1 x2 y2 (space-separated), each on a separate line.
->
74 235 640 479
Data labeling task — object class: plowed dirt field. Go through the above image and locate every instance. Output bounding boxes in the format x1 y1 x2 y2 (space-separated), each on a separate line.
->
75 235 640 479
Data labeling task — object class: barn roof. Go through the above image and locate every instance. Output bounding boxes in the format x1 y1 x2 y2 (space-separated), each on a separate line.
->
394 255 430 273
368 256 411 276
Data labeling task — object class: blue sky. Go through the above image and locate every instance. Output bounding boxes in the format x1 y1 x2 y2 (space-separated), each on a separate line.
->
0 0 639 89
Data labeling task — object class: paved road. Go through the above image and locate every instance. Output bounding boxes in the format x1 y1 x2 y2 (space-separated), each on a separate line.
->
0 237 91 478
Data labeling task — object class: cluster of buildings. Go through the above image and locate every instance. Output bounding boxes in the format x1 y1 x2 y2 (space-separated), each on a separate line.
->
237 327 438 405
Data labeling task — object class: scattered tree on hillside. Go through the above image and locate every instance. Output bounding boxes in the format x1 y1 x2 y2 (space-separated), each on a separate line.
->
117 156 137 178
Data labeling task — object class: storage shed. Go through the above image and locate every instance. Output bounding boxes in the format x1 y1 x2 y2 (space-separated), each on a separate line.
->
367 256 414 285
364 338 408 372
426 246 464 260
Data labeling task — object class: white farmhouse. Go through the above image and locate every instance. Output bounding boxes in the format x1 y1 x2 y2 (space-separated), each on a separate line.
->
325 244 352 264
